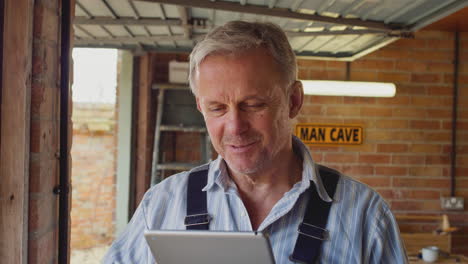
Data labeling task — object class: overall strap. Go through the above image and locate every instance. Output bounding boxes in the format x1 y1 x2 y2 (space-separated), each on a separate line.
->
290 165 340 264
185 169 211 230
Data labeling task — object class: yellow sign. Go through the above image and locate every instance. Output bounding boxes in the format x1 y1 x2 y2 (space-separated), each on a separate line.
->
296 123 363 145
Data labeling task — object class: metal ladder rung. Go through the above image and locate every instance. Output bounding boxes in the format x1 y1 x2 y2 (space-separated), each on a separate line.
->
160 125 207 133
157 162 204 171
150 84 212 186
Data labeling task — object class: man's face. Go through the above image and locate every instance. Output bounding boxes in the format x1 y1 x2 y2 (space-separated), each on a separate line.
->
195 48 302 175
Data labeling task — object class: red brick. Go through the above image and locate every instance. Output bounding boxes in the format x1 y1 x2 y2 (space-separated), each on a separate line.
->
410 120 440 129
425 39 454 50
391 200 440 211
411 96 452 107
70 108 117 249
359 107 392 117
375 120 408 129
393 178 450 188
325 70 346 80
343 97 376 104
306 95 343 104
456 155 468 165
427 62 454 73
366 131 394 141
399 190 441 199
345 144 375 152
394 131 424 141
326 61 346 69
390 38 427 49
299 105 323 115
423 131 451 141
377 144 408 153
350 71 377 82
427 85 453 96
392 155 425 165
426 109 452 119
444 73 454 84
460 63 468 74
409 167 443 177
369 49 410 59
297 59 326 68
411 73 442 83
374 96 410 106
375 189 395 200
395 61 427 72
409 144 441 153
357 177 391 187
460 110 468 119
326 106 360 116
377 72 410 83
407 50 453 61
311 153 323 162
309 69 346 80
297 68 309 79
359 154 391 164
351 59 395 71
341 165 374 176
392 108 427 118
324 153 357 163
375 166 408 176
397 85 427 95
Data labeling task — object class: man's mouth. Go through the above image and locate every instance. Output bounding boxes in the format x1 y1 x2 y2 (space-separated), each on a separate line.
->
227 141 258 153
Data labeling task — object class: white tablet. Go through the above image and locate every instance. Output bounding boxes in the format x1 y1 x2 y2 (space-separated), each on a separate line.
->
144 230 276 264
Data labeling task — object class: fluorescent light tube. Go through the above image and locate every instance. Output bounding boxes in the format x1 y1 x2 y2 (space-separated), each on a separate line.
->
301 80 396 97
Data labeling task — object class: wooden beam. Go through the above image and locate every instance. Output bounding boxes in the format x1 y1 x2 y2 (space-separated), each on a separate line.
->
0 0 33 263
134 54 154 207
138 0 405 31
74 34 191 45
74 16 182 26
0 0 4 149
177 6 191 38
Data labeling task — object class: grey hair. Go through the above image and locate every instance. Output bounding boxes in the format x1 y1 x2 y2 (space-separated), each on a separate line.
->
189 20 297 94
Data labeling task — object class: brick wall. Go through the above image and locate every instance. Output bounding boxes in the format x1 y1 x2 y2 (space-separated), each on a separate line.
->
296 31 468 255
70 103 116 249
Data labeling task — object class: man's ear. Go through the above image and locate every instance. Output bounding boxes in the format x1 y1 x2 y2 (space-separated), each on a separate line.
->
289 81 304 119
196 97 202 113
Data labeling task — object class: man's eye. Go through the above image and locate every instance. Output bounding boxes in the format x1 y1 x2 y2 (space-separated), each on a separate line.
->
244 103 266 109
209 107 223 112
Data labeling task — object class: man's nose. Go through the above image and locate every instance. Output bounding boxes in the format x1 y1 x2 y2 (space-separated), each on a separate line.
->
226 109 249 135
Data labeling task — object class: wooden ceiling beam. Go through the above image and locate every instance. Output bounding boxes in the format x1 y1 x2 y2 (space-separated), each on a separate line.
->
136 0 406 31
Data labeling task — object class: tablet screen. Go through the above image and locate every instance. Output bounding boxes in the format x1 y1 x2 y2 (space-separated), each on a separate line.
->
144 230 276 264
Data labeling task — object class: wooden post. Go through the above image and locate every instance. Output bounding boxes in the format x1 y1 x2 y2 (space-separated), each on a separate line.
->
133 54 154 208
0 0 33 263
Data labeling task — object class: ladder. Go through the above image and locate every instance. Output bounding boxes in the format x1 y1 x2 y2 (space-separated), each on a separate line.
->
150 83 212 185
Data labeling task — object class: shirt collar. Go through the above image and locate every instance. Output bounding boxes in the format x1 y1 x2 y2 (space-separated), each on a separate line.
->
202 136 333 202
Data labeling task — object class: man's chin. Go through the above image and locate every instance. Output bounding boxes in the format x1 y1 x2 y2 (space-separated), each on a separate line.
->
225 159 263 175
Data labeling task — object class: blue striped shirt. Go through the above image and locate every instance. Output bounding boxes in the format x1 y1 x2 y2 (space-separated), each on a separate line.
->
103 137 407 263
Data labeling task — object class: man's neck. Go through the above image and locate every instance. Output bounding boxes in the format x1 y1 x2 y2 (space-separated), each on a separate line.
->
227 149 303 229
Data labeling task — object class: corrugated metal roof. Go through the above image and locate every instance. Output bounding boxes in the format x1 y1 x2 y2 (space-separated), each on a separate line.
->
73 0 468 60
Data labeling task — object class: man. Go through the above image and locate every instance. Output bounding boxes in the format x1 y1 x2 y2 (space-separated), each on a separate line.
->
104 21 407 263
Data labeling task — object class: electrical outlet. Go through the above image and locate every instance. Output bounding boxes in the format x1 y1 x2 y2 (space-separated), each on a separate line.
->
441 197 464 210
